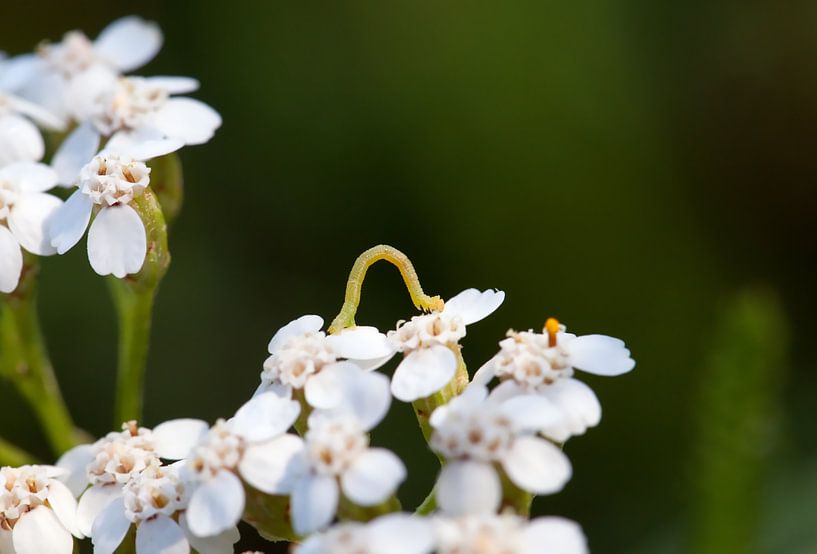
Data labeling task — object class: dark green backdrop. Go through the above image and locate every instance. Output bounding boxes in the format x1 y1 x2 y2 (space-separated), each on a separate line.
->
2 2 815 552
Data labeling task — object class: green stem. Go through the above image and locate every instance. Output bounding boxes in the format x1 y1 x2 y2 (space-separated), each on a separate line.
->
109 279 157 426
411 346 469 444
0 256 79 455
337 493 401 522
415 486 437 515
0 436 39 466
328 245 444 335
108 189 170 426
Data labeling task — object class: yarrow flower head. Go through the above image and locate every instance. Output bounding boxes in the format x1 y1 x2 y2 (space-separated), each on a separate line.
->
240 370 404 535
182 392 300 538
473 317 635 441
47 140 179 277
257 314 395 411
63 72 221 157
10 16 162 123
295 513 434 554
56 419 208 537
90 464 239 554
387 288 505 402
0 465 83 554
429 385 571 516
0 162 61 292
433 513 587 554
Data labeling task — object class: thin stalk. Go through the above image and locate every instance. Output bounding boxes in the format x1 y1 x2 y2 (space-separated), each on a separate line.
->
109 278 157 425
0 257 79 455
108 189 171 426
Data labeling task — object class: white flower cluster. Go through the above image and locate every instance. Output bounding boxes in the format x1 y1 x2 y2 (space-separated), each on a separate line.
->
0 16 221 291
0 15 636 554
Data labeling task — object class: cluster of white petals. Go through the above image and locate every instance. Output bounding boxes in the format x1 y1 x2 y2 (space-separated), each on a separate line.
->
474 319 635 441
429 385 571 515
387 288 505 401
0 14 639 554
0 15 222 289
0 465 81 554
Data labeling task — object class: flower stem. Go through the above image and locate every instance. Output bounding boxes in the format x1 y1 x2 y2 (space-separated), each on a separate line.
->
109 189 170 426
0 256 79 455
414 486 437 516
328 245 444 335
109 278 157 426
411 345 469 443
0 436 38 466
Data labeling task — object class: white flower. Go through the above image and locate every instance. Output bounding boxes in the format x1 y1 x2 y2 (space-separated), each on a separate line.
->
91 465 239 554
387 288 505 402
56 419 208 538
473 318 635 442
237 375 405 535
295 513 434 554
63 73 221 154
182 392 300 538
0 465 83 554
257 314 395 412
429 385 570 516
433 513 587 554
10 16 163 122
0 162 61 293
0 57 63 166
47 143 179 278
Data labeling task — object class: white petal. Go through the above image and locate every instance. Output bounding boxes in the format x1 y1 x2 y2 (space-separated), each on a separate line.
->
341 448 406 506
149 98 221 145
180 514 239 554
238 434 306 494
87 204 146 278
470 359 496 387
47 480 82 538
48 189 92 254
327 326 395 362
152 419 209 460
104 129 182 161
8 192 62 255
367 514 435 554
538 378 602 442
136 515 189 554
0 161 58 192
268 315 324 353
502 436 572 495
91 498 130 554
442 288 505 325
522 517 588 554
51 123 100 185
0 114 44 165
55 444 94 497
0 225 22 294
94 16 163 72
436 461 500 516
499 394 564 432
145 76 200 94
0 54 40 91
0 529 13 553
291 474 339 535
186 470 244 538
429 385 488 428
6 95 64 130
12 507 73 554
304 363 391 430
567 334 635 376
76 484 122 537
228 391 300 442
390 345 456 402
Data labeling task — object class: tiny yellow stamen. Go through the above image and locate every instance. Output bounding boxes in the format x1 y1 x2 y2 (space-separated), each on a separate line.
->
545 317 560 347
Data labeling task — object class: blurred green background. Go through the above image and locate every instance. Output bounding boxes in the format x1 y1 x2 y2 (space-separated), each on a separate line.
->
2 1 816 552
